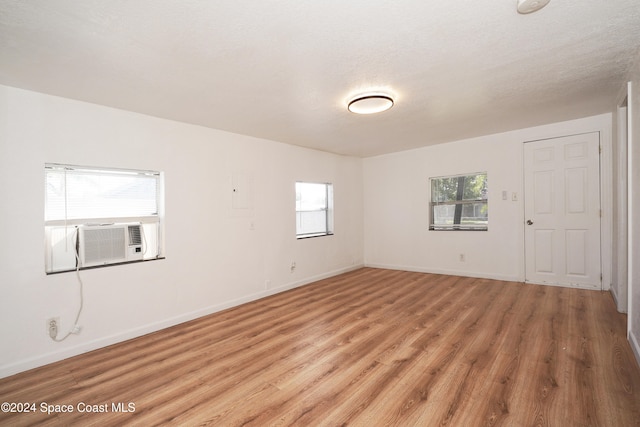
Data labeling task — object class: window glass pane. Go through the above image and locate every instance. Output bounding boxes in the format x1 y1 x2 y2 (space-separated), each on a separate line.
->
45 166 159 221
296 211 328 235
460 202 488 227
431 173 487 203
461 174 488 200
433 204 456 226
296 181 333 238
430 172 488 231
431 177 459 202
296 182 327 211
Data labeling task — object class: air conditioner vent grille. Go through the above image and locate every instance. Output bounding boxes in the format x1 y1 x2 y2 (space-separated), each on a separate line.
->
83 227 126 263
128 225 142 246
78 222 144 268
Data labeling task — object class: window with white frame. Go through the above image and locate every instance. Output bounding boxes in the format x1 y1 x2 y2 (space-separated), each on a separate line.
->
430 172 488 231
44 163 164 273
295 182 333 239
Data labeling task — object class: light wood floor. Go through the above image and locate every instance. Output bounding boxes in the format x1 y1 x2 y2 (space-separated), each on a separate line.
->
1 268 639 426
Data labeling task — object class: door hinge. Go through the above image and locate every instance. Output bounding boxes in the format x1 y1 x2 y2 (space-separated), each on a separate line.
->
599 145 602 154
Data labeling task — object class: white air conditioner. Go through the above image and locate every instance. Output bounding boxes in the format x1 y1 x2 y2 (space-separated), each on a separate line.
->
78 223 143 268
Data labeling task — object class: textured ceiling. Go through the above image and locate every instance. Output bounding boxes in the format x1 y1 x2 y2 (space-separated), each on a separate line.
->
1 1 639 157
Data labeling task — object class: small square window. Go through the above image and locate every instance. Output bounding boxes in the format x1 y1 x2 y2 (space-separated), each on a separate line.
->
430 173 488 231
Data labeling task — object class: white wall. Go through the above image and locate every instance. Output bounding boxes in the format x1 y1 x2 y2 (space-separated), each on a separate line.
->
363 114 612 283
625 50 640 365
0 81 626 378
0 85 364 378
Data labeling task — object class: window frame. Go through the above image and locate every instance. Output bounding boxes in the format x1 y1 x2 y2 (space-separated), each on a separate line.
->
429 172 488 231
295 181 334 239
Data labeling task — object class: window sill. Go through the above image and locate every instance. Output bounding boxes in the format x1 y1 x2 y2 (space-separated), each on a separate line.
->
296 233 334 240
429 227 488 231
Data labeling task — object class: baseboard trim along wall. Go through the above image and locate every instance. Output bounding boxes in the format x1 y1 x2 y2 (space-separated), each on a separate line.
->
609 286 629 314
0 264 363 379
364 263 521 283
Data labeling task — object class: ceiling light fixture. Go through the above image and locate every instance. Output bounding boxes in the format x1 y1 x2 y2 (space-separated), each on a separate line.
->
517 0 550 14
347 93 394 115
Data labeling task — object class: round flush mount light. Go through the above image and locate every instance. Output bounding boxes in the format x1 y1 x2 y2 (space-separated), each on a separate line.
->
347 93 394 115
517 0 550 14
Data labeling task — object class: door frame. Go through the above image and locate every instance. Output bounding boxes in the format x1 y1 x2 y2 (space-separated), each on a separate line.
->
522 131 606 291
624 81 634 338
612 83 631 314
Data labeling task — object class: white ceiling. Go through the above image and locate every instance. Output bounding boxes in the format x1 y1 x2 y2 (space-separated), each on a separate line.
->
1 1 639 157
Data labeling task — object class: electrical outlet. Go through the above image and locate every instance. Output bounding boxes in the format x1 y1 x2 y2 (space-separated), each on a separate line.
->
47 317 59 339
459 254 466 262
290 261 296 272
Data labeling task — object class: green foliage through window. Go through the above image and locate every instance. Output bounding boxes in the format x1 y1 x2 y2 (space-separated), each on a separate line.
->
430 173 488 231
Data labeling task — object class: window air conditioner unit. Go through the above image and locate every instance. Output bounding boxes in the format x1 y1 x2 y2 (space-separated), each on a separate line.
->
77 223 143 268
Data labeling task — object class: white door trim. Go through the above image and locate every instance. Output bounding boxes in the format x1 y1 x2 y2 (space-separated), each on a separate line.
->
523 132 602 290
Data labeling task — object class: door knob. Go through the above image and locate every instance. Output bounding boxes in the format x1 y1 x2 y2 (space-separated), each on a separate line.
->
526 219 534 225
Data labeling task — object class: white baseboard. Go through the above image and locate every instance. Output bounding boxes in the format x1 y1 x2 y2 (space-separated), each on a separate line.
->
609 285 629 313
364 263 521 283
610 285 620 309
0 264 363 379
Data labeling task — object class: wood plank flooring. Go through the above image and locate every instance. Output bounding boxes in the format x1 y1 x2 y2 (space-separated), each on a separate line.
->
1 268 639 426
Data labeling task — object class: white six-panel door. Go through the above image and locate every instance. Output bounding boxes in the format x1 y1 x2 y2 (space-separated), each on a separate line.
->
524 133 601 289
